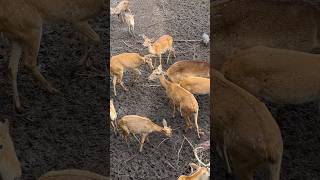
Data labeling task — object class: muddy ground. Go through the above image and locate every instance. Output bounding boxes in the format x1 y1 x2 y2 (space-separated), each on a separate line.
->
212 0 320 179
0 9 108 180
109 0 210 179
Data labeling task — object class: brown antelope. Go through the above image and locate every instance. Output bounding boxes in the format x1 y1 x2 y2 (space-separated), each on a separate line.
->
38 169 108 180
212 0 320 69
148 60 209 83
110 0 131 23
178 163 210 180
159 74 203 139
142 34 176 66
212 69 283 180
222 45 320 105
124 12 135 37
0 0 104 112
118 115 172 152
110 53 154 96
0 117 22 180
179 77 210 95
110 99 117 133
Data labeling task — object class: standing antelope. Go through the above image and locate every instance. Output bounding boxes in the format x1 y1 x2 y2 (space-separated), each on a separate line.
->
212 69 283 180
124 12 135 37
159 74 203 139
178 163 210 180
38 169 108 180
110 0 131 23
221 45 320 105
0 0 104 112
0 117 22 180
142 34 176 66
148 60 209 83
118 115 172 152
110 53 154 96
110 99 117 133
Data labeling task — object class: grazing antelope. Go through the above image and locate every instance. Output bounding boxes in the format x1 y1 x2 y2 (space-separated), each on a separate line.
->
38 169 108 180
142 34 176 66
124 12 135 37
0 0 104 112
118 115 172 152
179 77 210 95
148 60 209 83
110 99 117 133
159 74 203 139
178 163 210 180
212 69 283 180
0 117 22 180
110 0 131 23
110 53 154 96
222 45 320 105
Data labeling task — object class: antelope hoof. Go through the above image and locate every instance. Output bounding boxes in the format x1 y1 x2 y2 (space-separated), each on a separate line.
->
47 86 59 94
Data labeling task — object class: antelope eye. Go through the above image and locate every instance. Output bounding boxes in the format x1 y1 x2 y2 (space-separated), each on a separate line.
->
0 144 3 150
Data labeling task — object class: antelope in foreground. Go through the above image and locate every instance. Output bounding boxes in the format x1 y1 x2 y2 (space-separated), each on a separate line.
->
110 0 131 23
110 99 117 133
142 34 176 66
0 117 22 180
148 60 210 83
110 53 154 96
222 45 320 105
0 0 104 112
118 115 172 152
124 12 135 37
159 74 203 139
178 163 210 180
38 169 108 180
179 77 210 95
212 70 283 180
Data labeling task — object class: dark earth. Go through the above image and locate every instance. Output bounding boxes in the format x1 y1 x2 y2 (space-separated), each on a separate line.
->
212 0 320 179
0 6 108 180
109 0 210 179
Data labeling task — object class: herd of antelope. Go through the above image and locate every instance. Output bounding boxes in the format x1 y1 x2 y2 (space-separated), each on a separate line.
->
110 0 210 179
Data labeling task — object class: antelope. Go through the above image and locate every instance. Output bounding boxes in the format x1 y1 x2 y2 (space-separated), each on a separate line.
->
110 0 131 23
110 53 154 96
118 115 172 152
221 45 320 105
159 74 203 139
212 69 283 180
179 77 210 95
0 0 104 112
142 34 176 66
38 169 108 180
124 12 135 37
110 99 117 133
178 163 210 180
0 117 22 180
148 60 209 83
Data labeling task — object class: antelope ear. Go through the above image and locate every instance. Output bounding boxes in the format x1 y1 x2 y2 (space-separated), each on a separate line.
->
189 163 200 170
162 119 167 127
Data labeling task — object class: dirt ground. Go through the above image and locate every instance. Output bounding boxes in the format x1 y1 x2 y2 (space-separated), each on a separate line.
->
0 9 108 180
212 0 320 179
109 0 210 179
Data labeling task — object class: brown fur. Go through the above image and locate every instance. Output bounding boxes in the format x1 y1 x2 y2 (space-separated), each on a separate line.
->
110 53 153 96
159 75 203 139
118 115 172 152
148 60 209 83
0 0 105 112
110 0 131 22
179 77 210 95
178 163 209 180
110 99 117 133
222 46 320 105
212 69 283 180
38 169 108 180
0 117 21 180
